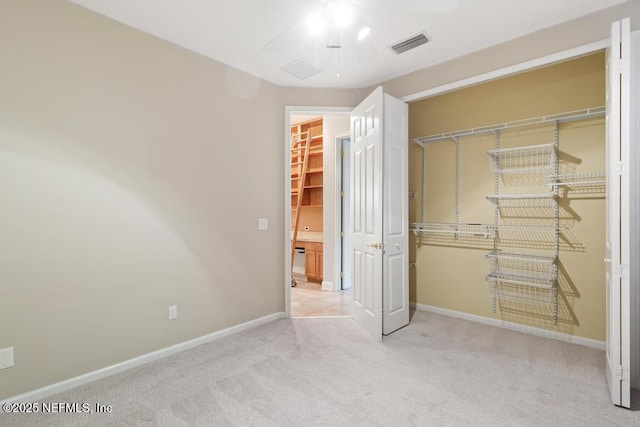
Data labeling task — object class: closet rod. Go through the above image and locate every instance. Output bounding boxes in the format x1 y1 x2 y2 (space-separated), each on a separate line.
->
413 106 604 145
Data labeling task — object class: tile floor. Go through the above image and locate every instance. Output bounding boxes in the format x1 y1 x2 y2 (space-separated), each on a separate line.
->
291 273 350 317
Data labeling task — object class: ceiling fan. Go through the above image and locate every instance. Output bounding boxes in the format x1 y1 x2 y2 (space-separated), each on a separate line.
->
261 0 459 55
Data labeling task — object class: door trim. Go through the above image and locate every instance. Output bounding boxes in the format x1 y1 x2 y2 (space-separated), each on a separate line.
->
335 133 351 291
284 106 351 318
401 40 608 103
336 134 351 292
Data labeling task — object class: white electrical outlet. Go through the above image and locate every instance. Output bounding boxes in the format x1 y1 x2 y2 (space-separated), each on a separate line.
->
168 305 178 320
258 217 269 231
0 347 14 369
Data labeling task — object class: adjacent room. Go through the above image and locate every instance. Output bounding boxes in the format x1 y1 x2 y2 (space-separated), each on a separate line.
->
1 0 640 424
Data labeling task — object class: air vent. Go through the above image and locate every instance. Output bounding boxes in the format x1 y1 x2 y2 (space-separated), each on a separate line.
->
282 58 321 80
391 33 429 54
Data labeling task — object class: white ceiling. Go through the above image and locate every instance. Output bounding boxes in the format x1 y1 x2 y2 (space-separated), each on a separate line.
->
70 0 626 88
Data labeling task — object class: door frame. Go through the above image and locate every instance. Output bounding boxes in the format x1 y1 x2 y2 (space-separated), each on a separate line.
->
630 29 640 392
337 135 351 291
284 106 351 317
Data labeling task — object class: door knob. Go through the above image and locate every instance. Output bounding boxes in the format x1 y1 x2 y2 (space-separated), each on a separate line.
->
367 242 385 250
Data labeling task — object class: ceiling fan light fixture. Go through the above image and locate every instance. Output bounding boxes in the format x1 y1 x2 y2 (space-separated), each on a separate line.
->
307 12 325 35
357 26 371 41
332 4 353 28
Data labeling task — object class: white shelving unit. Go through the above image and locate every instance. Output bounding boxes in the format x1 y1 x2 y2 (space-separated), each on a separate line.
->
410 106 606 326
485 130 561 324
485 251 557 308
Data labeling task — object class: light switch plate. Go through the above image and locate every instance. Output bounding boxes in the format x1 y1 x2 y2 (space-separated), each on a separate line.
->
168 305 178 320
258 218 269 231
0 347 14 369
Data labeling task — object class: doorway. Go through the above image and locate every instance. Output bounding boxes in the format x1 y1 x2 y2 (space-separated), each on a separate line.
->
286 109 351 317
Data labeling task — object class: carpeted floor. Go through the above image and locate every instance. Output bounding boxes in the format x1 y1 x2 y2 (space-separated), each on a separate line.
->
2 311 639 426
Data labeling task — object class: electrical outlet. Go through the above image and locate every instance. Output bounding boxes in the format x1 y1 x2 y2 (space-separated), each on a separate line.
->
168 305 178 320
0 347 14 369
258 217 269 231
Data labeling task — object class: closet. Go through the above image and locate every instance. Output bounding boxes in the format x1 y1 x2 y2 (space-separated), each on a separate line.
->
413 108 605 326
407 52 608 341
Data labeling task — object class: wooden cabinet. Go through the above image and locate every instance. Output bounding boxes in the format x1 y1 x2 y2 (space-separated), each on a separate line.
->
304 242 323 283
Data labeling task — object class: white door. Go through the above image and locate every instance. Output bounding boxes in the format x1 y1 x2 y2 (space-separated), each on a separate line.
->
350 87 409 341
382 94 410 335
605 17 631 409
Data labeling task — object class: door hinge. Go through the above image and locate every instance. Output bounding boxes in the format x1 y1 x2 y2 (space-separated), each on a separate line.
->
340 149 344 157
616 161 624 176
340 271 344 278
616 366 629 382
340 231 344 238
615 264 629 279
614 58 625 75
340 190 344 197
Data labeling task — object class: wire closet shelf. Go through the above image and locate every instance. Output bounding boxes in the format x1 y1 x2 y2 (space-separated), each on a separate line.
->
411 106 605 324
487 143 557 177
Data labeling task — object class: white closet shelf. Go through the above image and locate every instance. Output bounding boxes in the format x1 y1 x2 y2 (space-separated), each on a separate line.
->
487 143 557 176
414 106 605 145
485 273 554 290
410 222 491 238
411 223 566 236
547 172 605 188
491 224 564 232
486 251 556 289
486 193 556 203
493 285 555 306
486 251 556 263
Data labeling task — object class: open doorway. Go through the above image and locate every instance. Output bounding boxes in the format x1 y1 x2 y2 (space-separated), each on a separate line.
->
286 109 351 317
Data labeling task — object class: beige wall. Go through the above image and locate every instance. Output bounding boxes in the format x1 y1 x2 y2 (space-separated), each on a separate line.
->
409 53 606 341
0 0 357 400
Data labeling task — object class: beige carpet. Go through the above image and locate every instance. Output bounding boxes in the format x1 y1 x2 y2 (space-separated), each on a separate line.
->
2 311 639 426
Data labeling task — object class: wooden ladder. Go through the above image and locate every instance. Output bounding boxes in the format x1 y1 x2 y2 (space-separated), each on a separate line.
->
290 130 312 286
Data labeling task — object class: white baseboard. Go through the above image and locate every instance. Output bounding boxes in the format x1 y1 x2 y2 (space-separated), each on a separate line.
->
321 280 334 291
1 312 285 404
412 303 605 350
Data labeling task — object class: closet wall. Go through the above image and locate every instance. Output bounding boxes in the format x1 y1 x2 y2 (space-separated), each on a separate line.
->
409 52 607 341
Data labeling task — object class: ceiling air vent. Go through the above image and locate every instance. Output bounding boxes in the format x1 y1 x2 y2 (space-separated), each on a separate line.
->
391 33 429 54
282 58 321 80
